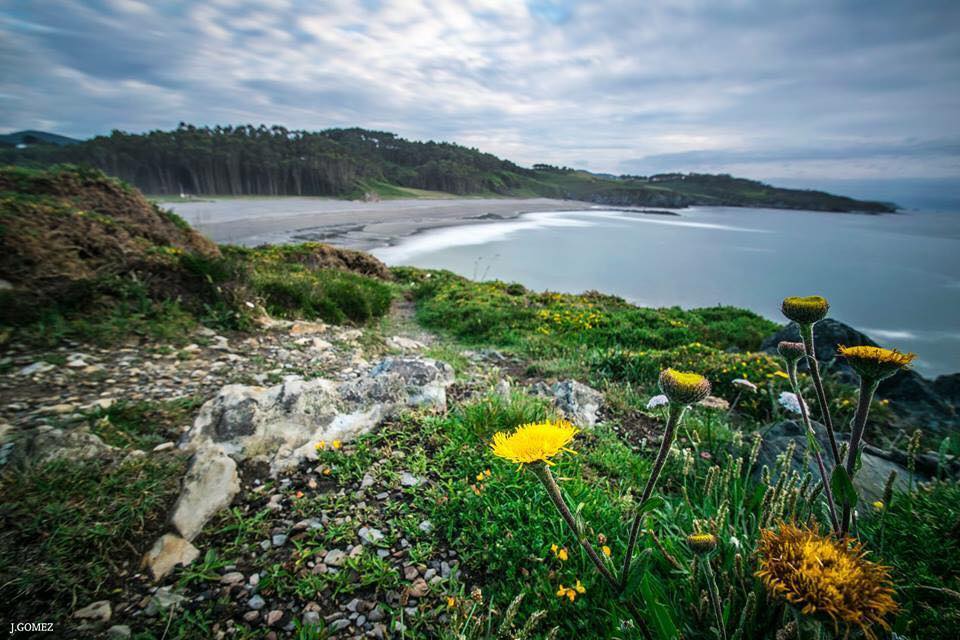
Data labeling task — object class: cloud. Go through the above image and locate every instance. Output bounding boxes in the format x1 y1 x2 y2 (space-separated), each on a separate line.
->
1 0 958 180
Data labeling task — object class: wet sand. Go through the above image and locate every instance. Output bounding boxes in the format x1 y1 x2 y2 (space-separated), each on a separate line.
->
165 197 594 250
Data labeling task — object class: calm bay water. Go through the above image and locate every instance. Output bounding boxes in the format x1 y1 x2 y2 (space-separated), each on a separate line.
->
373 207 960 378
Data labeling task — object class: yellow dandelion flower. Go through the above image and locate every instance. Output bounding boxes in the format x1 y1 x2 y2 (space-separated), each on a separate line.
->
332 440 342 450
315 440 326 451
446 596 456 608
490 419 578 467
659 368 711 405
558 548 568 562
781 295 830 324
838 345 916 381
322 468 332 476
602 545 611 557
756 523 897 640
484 469 491 477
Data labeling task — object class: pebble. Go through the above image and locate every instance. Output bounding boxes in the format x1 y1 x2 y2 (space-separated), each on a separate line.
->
220 571 245 585
272 533 288 547
265 610 283 626
243 611 259 622
324 549 347 567
358 526 384 544
105 625 131 639
418 520 433 533
247 595 266 611
302 611 321 626
400 472 420 487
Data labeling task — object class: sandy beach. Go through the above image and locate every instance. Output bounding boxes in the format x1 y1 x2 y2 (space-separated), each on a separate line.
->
165 197 594 250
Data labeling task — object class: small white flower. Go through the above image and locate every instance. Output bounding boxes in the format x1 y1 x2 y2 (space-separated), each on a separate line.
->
729 535 741 550
732 378 758 393
778 391 806 414
646 394 669 409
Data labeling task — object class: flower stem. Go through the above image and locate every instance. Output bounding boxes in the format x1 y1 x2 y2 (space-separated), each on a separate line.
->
799 323 841 466
841 377 879 535
531 463 652 639
701 557 728 640
621 402 685 590
788 366 840 534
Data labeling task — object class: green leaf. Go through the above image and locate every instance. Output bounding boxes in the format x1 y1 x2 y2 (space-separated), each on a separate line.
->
639 572 680 640
830 466 858 506
638 496 665 515
804 428 821 454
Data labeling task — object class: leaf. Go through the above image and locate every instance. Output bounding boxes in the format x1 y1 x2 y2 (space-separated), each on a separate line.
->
804 428 821 454
639 572 680 640
637 496 665 515
830 466 858 506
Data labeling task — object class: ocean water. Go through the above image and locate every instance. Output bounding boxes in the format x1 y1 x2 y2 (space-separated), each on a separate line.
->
372 207 960 378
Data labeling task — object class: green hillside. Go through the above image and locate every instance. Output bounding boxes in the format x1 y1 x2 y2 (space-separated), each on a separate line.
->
1 125 895 212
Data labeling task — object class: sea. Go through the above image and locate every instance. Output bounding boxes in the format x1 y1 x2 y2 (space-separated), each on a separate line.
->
372 206 960 379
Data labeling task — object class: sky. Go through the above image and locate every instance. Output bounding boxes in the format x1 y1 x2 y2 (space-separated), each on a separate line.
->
2 0 959 185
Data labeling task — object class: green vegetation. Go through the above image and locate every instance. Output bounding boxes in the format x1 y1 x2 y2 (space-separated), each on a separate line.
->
2 125 894 211
0 455 187 621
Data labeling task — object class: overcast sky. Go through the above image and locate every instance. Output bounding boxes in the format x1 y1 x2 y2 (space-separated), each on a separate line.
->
2 0 959 182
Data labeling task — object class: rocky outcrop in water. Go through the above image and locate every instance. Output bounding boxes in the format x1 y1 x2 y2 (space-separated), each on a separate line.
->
761 319 958 433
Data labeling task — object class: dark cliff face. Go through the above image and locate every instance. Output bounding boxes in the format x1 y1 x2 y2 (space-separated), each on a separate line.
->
761 319 958 433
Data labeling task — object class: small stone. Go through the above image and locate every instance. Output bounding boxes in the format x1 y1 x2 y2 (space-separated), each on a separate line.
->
302 611 321 626
360 473 375 489
330 619 351 632
367 607 385 622
220 571 245 586
403 566 419 581
407 578 429 598
266 610 283 626
152 442 175 452
423 568 437 581
141 533 200 581
272 534 288 547
418 520 433 534
358 526 384 544
249 573 260 586
243 611 260 622
73 600 111 623
106 625 131 639
400 472 420 487
324 549 347 567
247 595 266 611
19 361 55 376
260 539 271 550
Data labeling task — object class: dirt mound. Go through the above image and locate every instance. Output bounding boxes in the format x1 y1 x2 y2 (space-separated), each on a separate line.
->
254 242 392 280
0 165 219 294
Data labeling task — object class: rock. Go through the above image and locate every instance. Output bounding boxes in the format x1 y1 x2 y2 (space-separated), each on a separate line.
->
152 442 175 452
418 520 434 534
549 380 604 428
330 619 351 632
302 611 321 626
73 600 111 623
169 446 240 541
247 594 266 611
359 527 385 544
755 420 914 504
220 571 245 586
761 319 957 432
403 566 419 580
400 472 421 487
272 534 288 547
18 361 55 376
360 473 375 489
407 578 429 598
243 611 260 622
24 425 116 463
386 336 425 351
144 587 185 616
142 533 201 581
290 321 327 335
181 357 454 473
266 610 283 626
324 549 347 567
106 625 131 639
934 373 960 404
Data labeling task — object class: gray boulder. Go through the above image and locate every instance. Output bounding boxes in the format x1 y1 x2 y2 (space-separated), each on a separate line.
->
755 420 916 504
530 379 604 428
181 357 454 473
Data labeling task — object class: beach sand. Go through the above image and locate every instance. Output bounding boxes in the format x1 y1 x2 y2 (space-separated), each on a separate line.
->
166 197 594 250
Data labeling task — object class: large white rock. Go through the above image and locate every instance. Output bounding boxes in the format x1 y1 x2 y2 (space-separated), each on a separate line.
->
180 357 454 474
169 446 239 541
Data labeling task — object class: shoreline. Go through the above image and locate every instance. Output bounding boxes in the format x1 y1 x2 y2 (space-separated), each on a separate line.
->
166 196 678 251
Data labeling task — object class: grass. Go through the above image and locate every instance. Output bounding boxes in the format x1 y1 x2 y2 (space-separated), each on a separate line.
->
0 454 187 621
87 397 205 450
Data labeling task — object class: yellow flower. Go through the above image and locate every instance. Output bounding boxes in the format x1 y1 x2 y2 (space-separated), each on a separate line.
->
558 548 568 562
551 543 559 555
781 295 830 324
490 419 578 467
556 580 586 603
838 345 916 381
332 440 342 450
476 472 485 482
602 545 611 557
872 500 884 510
322 468 332 476
315 440 326 451
756 523 897 639
446 596 456 608
773 370 790 380
659 368 711 405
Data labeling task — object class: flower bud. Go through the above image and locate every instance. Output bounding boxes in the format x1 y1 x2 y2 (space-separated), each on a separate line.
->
659 369 711 406
686 532 718 555
781 296 829 325
777 341 806 363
